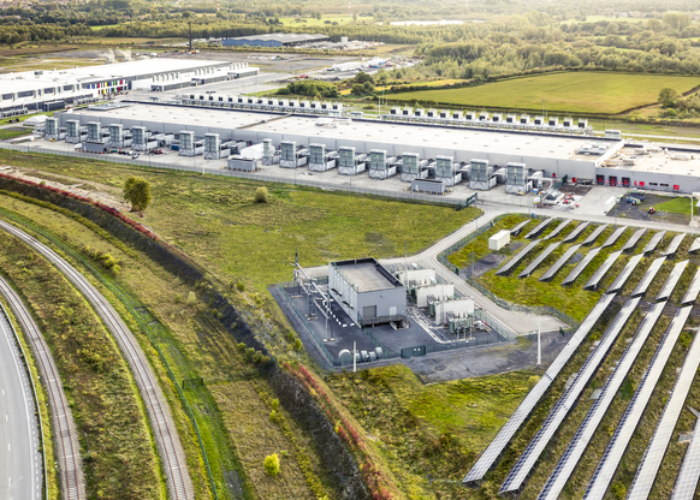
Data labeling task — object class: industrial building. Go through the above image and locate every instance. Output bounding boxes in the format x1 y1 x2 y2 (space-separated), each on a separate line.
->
328 258 407 326
221 33 329 48
46 102 700 194
0 58 246 117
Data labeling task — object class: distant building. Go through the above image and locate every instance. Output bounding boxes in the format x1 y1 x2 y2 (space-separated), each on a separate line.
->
221 33 329 48
328 258 407 326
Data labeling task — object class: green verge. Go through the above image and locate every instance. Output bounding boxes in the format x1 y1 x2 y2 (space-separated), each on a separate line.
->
0 231 164 500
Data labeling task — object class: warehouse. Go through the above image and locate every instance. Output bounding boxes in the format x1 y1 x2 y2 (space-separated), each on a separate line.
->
51 103 700 194
221 33 329 48
328 258 407 326
0 58 233 117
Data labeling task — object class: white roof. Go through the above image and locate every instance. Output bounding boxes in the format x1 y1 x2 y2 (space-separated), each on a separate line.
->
24 114 48 126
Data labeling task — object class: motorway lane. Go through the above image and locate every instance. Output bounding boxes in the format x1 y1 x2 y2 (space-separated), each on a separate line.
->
0 308 41 500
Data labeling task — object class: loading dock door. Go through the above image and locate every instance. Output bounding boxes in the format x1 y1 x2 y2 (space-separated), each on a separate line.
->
609 176 618 187
362 306 377 320
597 175 605 185
622 177 630 187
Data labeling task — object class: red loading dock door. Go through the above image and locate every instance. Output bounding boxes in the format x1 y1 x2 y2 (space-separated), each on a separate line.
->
609 176 618 186
597 175 605 185
622 177 630 187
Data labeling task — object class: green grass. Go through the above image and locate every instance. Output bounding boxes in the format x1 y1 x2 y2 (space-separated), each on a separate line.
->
387 72 700 114
0 128 31 140
0 228 164 500
279 16 354 26
652 195 695 215
90 24 119 30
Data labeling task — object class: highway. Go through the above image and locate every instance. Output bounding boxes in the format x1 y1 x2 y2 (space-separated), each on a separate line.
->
0 298 41 500
0 218 194 500
0 276 85 500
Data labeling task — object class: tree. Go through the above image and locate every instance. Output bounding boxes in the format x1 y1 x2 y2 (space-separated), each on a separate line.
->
264 454 280 476
351 83 366 95
254 186 268 203
362 81 374 94
658 88 680 108
123 177 152 216
354 71 374 85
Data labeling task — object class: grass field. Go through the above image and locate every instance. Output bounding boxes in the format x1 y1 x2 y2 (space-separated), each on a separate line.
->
279 16 354 26
387 72 700 114
652 195 695 215
90 24 119 30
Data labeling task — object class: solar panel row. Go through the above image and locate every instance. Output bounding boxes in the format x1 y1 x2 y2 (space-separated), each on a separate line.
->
584 250 623 290
632 257 666 297
681 266 700 305
540 244 582 282
525 218 555 239
496 239 542 275
670 412 700 500
622 228 646 252
562 247 601 286
582 225 608 246
601 226 628 248
463 293 617 485
657 260 689 301
689 237 700 254
536 301 665 500
608 254 644 293
582 306 692 500
544 220 572 241
500 297 639 494
562 222 590 243
662 233 687 257
510 219 532 236
519 242 562 278
627 306 700 500
644 231 666 254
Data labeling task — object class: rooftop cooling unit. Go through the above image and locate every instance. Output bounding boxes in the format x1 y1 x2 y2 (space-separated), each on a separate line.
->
204 133 221 159
86 121 102 143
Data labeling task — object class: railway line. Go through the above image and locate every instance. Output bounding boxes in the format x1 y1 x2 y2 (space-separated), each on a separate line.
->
0 276 85 500
0 218 194 500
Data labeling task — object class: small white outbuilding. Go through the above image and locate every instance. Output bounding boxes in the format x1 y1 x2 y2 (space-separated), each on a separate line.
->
489 230 511 251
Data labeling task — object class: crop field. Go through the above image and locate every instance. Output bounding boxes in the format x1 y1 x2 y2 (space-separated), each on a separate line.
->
387 72 700 114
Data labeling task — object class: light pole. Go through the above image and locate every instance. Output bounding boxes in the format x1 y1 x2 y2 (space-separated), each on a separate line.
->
537 321 541 366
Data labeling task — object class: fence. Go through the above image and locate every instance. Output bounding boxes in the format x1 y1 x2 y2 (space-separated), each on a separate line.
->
436 212 581 331
0 208 222 500
0 143 479 209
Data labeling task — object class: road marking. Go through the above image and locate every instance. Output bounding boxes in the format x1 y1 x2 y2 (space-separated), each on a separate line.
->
8 443 10 451
5 414 7 421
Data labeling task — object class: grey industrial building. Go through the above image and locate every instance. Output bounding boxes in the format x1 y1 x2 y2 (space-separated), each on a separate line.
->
221 33 329 48
51 103 700 194
328 258 407 326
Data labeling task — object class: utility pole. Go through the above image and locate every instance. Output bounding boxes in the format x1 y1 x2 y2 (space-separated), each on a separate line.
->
691 194 694 233
353 341 357 373
188 22 193 53
537 320 541 366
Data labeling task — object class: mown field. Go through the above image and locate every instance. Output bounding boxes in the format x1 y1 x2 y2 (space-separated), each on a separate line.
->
387 72 700 114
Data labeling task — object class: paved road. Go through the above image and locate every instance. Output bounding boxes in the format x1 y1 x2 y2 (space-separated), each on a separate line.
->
0 304 41 500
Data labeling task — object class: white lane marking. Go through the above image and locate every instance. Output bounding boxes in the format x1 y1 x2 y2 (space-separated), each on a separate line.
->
7 443 10 451
5 414 7 421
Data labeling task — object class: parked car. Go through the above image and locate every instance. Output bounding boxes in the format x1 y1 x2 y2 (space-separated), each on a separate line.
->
648 207 656 214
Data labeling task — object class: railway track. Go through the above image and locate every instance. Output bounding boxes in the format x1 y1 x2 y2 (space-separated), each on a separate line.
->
0 276 85 500
0 218 194 500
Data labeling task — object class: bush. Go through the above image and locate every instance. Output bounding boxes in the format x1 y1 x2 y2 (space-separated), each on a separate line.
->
271 398 279 410
264 453 280 476
174 294 183 304
186 291 197 305
236 342 246 352
254 186 269 203
236 280 245 292
245 347 255 361
611 481 627 500
293 338 303 351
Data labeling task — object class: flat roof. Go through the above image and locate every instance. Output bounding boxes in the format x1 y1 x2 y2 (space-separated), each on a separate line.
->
227 33 329 43
247 115 600 161
333 258 402 292
74 104 281 129
605 147 700 177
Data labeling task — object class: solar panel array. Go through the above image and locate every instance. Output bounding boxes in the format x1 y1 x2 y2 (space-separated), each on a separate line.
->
644 231 667 254
562 222 590 243
510 219 532 236
681 266 700 304
689 237 700 254
540 244 582 282
525 218 556 239
500 297 639 494
537 301 666 500
544 220 572 241
627 309 700 500
496 239 542 275
582 225 609 246
670 414 700 500
582 306 692 500
657 260 689 301
584 250 623 290
622 228 646 252
607 253 644 293
632 256 666 297
662 233 687 256
519 242 562 278
601 226 628 249
463 293 617 485
562 247 601 286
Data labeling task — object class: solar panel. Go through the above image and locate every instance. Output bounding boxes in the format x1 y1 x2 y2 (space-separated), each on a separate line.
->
608 253 644 293
632 257 666 297
500 297 639 494
644 231 666 254
562 247 601 286
681 266 700 305
463 293 616 485
582 225 608 246
662 233 686 256
584 250 623 290
689 237 700 254
510 219 532 236
519 242 562 278
670 413 700 500
622 228 646 252
657 260 689 301
601 226 628 248
540 244 582 282
582 306 692 500
562 222 590 243
626 308 700 500
537 301 665 500
496 239 542 275
544 220 572 241
525 218 555 239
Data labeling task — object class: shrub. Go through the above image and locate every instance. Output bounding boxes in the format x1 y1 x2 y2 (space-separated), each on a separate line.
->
611 481 627 500
186 291 197 305
236 342 246 352
293 338 303 351
264 453 280 476
253 351 263 364
254 186 269 203
245 347 255 361
271 398 279 410
174 294 183 304
236 280 245 292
